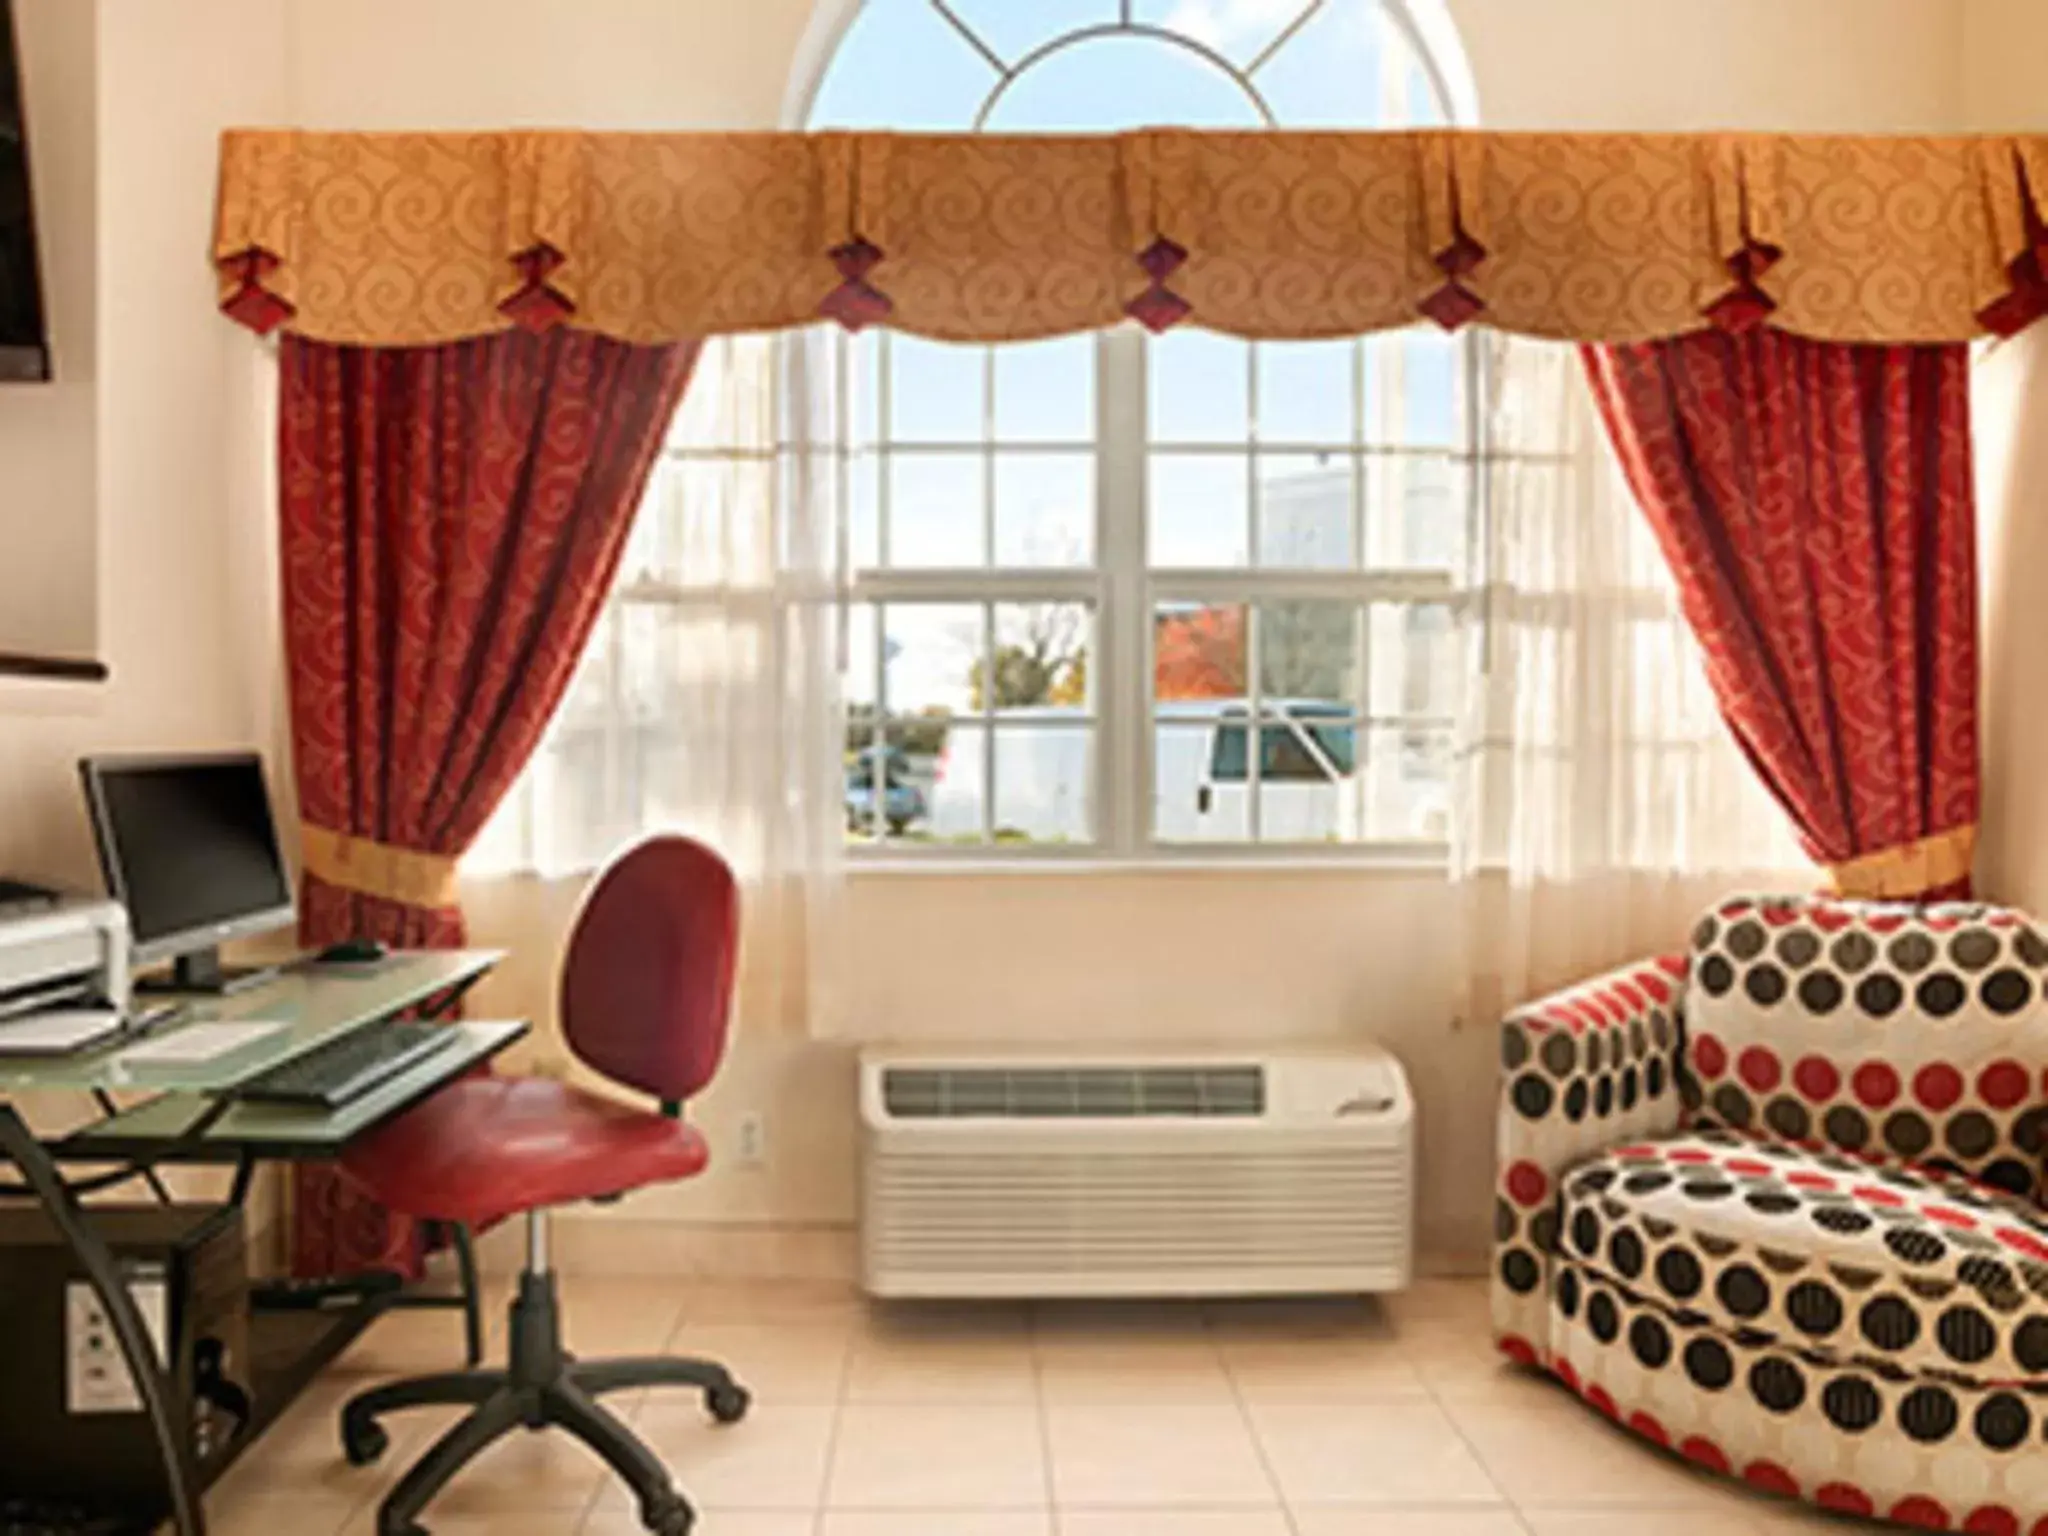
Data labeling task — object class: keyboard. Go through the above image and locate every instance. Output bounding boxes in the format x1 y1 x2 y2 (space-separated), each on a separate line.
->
236 1022 460 1109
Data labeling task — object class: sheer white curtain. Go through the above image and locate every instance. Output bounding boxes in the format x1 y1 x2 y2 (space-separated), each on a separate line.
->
1454 336 1807 1023
472 330 848 1032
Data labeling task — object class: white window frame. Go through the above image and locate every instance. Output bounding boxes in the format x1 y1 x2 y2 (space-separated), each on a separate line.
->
844 323 1472 865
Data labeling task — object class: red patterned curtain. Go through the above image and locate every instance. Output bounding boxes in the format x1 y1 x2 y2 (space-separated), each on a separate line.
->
280 327 698 1276
1581 329 1979 902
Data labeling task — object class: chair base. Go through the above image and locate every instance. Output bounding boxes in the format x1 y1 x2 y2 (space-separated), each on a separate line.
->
341 1265 749 1536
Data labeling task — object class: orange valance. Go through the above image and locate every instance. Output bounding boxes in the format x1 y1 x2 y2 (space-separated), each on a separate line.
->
213 128 2048 347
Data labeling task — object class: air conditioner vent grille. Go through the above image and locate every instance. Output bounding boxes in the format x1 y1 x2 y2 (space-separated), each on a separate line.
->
882 1064 1265 1120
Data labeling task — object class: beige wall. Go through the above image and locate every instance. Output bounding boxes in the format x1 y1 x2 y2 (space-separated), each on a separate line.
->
0 0 95 661
0 0 286 1215
3 0 2038 1274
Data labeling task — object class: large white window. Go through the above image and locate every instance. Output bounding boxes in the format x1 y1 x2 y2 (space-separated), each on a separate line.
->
827 0 1465 858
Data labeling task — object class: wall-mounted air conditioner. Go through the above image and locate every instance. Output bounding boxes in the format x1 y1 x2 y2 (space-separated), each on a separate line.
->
858 1044 1415 1299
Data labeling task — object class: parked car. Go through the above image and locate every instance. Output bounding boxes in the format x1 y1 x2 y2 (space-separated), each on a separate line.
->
845 745 927 835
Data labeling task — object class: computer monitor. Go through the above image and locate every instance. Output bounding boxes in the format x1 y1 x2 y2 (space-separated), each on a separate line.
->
79 752 295 994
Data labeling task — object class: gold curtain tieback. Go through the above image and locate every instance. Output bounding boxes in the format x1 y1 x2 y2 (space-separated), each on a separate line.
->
1825 824 1977 901
300 823 461 910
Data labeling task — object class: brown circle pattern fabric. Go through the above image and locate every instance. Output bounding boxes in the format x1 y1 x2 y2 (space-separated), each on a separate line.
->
1687 896 2048 1200
1492 895 2048 1530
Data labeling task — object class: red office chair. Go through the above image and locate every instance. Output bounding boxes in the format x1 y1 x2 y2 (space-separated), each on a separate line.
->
335 836 750 1536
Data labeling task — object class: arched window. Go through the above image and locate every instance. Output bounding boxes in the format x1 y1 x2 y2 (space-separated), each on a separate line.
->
477 2 1479 874
811 1 1473 855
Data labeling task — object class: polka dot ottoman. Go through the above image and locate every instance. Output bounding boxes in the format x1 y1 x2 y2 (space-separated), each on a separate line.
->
1492 896 2048 1532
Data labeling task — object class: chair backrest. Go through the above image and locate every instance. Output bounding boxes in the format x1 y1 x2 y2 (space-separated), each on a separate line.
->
1685 893 2048 1199
559 835 739 1105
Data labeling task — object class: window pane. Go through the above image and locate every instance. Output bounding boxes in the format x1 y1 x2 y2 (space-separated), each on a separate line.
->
994 453 1094 567
1358 723 1454 842
1257 339 1354 444
1377 601 1458 720
1256 452 1353 568
890 336 985 441
1153 724 1248 843
982 32 1265 132
808 0 1003 130
1394 328 1461 448
993 335 1094 442
1136 0 1317 66
851 329 883 446
1150 330 1249 442
889 452 985 567
1153 601 1247 703
1258 709 1360 842
1255 0 1429 130
945 0 1120 70
1258 601 1360 706
928 721 988 843
1364 450 1465 571
848 450 881 570
992 602 1092 716
884 602 981 719
1150 453 1249 567
994 727 1093 844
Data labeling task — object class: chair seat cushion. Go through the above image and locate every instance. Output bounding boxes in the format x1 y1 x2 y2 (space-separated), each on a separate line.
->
340 1075 710 1230
1562 1128 2048 1385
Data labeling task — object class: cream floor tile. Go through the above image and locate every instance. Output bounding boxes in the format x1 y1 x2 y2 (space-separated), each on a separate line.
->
826 1404 1047 1509
1291 1509 1530 1535
1519 1508 1775 1535
663 1322 852 1406
593 1403 835 1513
821 1515 1053 1535
843 1330 1038 1404
1043 1404 1276 1508
1059 1509 1291 1535
1246 1401 1503 1507
207 1382 415 1511
396 1423 612 1518
339 1513 595 1535
672 1281 871 1328
1032 1324 1235 1406
1218 1335 1431 1403
1446 1394 1739 1508
201 1493 366 1536
626 1520 815 1536
327 1302 502 1378
1201 1295 1394 1343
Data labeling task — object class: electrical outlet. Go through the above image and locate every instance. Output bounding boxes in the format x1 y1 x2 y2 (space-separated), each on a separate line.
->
736 1112 767 1167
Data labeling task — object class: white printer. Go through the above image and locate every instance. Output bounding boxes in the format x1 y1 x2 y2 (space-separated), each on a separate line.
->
0 896 132 1021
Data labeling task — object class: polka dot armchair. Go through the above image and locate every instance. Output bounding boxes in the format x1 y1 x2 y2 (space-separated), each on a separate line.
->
1491 895 2048 1531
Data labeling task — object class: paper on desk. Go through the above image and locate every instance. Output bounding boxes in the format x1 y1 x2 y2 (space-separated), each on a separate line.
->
113 1021 287 1066
0 1008 125 1055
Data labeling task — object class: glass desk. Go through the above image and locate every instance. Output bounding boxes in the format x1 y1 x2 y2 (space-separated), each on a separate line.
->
0 949 523 1536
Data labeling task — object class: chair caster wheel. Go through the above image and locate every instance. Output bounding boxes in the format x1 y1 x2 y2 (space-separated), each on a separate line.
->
643 1495 695 1534
342 1417 390 1466
706 1383 751 1424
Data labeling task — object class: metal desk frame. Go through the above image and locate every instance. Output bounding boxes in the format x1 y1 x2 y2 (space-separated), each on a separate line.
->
0 950 520 1536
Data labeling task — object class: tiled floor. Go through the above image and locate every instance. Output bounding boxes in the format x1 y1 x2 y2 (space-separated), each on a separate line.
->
201 1277 1896 1535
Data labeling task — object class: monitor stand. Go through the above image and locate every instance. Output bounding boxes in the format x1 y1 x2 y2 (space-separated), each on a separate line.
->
134 946 280 997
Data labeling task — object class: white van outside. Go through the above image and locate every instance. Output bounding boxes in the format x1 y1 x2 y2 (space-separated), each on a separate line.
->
930 698 1445 846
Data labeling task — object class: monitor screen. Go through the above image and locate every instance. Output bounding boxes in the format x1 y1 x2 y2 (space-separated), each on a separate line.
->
82 755 293 953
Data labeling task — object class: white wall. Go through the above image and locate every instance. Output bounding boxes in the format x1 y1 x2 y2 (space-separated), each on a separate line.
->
0 0 95 661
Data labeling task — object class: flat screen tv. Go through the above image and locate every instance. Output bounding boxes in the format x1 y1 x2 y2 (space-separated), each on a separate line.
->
0 0 48 383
